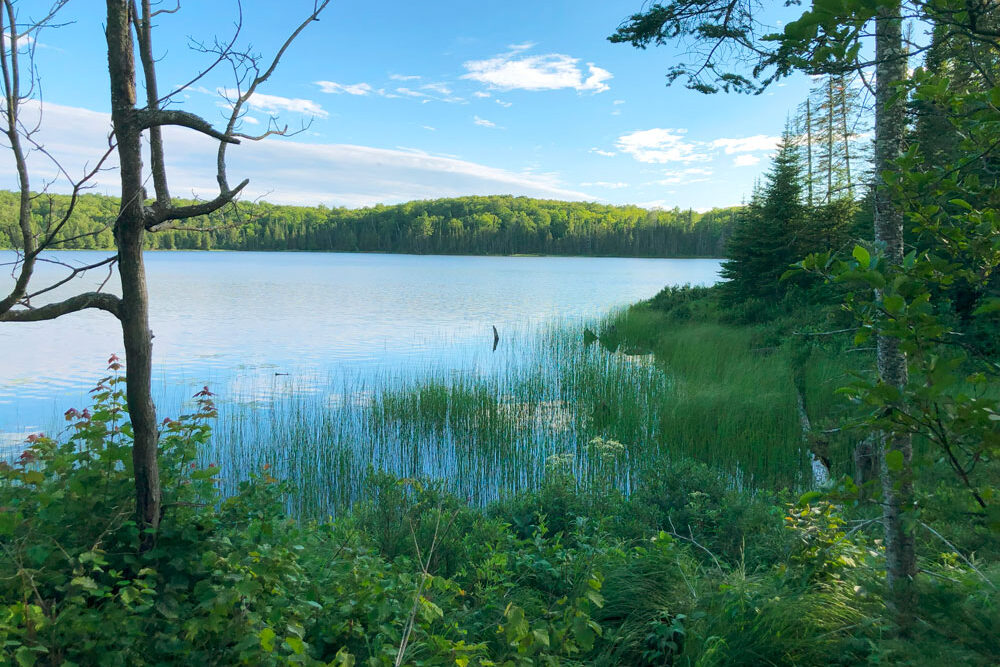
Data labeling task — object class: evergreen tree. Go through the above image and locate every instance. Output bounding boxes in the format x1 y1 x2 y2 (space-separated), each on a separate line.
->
720 132 807 302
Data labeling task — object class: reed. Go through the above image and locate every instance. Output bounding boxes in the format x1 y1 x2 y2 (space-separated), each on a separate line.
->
207 314 819 518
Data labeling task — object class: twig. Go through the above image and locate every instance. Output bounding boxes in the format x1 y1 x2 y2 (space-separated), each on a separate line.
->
667 516 723 571
919 521 996 590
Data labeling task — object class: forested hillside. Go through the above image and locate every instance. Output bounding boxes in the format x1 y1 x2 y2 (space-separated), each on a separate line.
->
0 192 738 257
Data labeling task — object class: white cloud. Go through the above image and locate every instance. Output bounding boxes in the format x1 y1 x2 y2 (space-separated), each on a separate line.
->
616 128 707 164
495 99 512 108
508 41 536 52
733 154 760 167
237 91 328 118
710 134 780 154
389 73 421 81
396 87 428 98
617 128 781 165
636 199 673 210
473 91 492 98
395 85 463 104
462 48 612 93
580 181 629 189
422 125 436 131
315 81 376 96
613 99 625 105
1 101 593 207
589 148 616 157
421 82 453 95
657 167 714 185
474 115 497 128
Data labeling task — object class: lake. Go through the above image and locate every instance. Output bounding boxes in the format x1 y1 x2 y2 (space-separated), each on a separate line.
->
0 251 721 449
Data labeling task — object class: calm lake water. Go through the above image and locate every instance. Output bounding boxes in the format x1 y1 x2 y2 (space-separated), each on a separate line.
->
0 251 721 446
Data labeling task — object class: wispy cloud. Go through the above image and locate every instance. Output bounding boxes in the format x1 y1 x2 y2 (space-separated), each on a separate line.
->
2 101 595 208
616 128 706 164
462 47 612 93
495 99 512 108
315 81 377 96
474 115 497 128
589 147 616 157
394 84 464 104
657 167 714 185
617 128 779 165
580 181 629 189
421 82 453 95
389 73 421 81
711 135 780 154
233 91 328 118
396 87 428 98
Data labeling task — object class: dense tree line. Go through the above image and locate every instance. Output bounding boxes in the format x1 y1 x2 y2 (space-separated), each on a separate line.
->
0 191 740 258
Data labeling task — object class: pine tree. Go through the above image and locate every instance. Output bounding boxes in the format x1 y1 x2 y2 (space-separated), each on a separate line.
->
720 131 807 302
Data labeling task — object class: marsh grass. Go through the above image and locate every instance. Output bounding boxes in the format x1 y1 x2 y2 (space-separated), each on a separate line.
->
202 308 820 518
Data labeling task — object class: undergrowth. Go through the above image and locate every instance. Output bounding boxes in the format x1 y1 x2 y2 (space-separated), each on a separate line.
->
1 357 997 665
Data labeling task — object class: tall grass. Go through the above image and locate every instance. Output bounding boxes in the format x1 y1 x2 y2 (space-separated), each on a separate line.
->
205 310 818 518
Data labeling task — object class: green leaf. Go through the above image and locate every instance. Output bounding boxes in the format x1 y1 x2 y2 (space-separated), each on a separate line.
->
883 294 905 315
885 450 904 472
973 297 1000 315
798 490 823 505
15 646 36 667
71 576 98 591
852 245 871 267
23 470 44 485
259 627 276 653
284 636 306 655
572 616 597 651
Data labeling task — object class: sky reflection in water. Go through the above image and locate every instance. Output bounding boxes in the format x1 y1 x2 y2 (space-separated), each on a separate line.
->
0 250 720 444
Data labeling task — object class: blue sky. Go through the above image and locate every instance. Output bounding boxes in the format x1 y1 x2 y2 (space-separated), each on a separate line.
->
14 0 816 211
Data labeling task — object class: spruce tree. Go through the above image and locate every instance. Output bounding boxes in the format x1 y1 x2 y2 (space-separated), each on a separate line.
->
720 131 806 302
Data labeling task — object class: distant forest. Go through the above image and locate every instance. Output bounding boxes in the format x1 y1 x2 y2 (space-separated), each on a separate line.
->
0 191 739 257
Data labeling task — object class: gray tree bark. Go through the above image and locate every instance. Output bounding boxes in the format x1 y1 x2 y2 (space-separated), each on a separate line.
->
106 0 161 540
874 0 917 628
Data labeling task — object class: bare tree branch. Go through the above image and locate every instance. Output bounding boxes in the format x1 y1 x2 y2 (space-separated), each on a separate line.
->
135 107 241 144
0 291 122 321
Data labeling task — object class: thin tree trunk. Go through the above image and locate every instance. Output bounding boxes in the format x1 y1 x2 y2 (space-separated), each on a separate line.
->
840 77 853 199
827 77 834 203
106 0 161 543
874 0 916 629
806 99 814 206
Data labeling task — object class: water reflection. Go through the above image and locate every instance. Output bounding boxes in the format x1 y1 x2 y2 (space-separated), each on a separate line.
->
0 250 721 442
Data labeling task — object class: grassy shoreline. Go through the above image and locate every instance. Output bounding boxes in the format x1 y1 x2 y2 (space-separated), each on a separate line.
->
1 286 997 665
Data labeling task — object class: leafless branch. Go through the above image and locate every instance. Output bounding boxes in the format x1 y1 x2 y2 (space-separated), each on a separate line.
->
0 291 122 321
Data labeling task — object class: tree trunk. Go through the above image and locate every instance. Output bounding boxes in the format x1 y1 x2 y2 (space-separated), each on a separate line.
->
839 77 853 199
106 0 161 543
874 0 916 629
826 77 834 203
806 99 814 206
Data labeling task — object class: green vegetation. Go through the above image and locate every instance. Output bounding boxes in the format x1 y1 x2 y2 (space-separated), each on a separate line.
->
2 359 997 665
0 191 739 257
209 313 827 522
4 0 1000 662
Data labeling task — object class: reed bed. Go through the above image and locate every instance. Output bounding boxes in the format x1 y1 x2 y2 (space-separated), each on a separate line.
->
207 316 812 518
